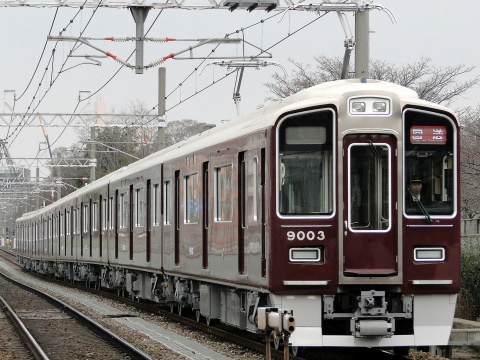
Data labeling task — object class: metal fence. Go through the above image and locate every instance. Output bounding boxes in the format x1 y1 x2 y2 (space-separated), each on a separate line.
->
462 219 480 236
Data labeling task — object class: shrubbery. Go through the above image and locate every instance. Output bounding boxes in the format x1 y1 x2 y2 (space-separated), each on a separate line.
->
456 236 480 320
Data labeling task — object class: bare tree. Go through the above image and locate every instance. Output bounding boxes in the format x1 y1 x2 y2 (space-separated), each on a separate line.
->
265 56 480 106
50 145 89 197
50 100 208 190
459 106 480 218
165 119 207 147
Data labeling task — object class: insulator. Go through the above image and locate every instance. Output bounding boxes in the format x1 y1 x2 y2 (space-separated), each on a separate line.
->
147 58 166 68
149 37 170 42
113 37 132 42
114 57 132 68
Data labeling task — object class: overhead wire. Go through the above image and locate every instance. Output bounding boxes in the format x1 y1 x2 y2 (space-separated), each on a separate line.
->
1 1 103 197
7 0 102 148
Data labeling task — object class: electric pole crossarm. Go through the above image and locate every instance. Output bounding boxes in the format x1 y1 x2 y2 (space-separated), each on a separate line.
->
0 0 395 14
0 113 162 127
7 158 93 167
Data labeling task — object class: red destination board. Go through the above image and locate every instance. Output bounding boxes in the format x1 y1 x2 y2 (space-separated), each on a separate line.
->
410 126 447 145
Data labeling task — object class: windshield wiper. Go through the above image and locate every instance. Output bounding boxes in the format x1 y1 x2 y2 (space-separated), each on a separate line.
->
367 141 387 169
408 188 432 223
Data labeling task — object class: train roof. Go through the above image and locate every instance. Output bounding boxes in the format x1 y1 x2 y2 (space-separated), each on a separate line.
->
17 79 455 222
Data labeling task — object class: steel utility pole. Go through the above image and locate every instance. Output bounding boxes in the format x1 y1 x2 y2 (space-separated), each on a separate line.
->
90 126 97 182
158 67 166 151
130 6 150 74
355 7 370 78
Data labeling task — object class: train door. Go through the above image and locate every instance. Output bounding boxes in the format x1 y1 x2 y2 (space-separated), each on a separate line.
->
342 134 398 276
238 152 246 274
202 161 209 269
146 179 152 263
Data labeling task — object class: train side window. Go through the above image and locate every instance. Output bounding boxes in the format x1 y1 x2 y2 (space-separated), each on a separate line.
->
404 109 456 216
60 213 65 236
134 188 145 227
102 198 107 230
108 197 114 230
119 193 126 229
93 201 99 231
185 173 199 224
251 157 258 222
66 211 71 235
83 204 89 233
277 109 334 216
215 165 233 222
73 209 77 234
153 184 160 226
164 180 172 225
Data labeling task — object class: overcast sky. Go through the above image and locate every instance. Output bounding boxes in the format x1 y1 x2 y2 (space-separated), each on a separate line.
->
1 0 479 174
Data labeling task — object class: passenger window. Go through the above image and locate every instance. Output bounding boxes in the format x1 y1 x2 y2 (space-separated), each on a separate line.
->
154 184 160 226
215 165 233 222
134 188 145 227
164 180 172 225
185 174 199 224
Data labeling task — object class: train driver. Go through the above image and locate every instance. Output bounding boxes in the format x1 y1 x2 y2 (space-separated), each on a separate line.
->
406 175 430 212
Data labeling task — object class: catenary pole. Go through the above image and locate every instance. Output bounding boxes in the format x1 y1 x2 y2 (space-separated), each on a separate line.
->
355 8 370 78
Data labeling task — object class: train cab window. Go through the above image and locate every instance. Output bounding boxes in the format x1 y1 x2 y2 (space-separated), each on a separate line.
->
215 165 233 222
349 142 391 231
185 173 199 224
404 110 456 217
277 109 334 216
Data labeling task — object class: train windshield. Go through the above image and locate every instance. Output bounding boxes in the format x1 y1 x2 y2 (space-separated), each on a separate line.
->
277 109 334 216
348 141 391 231
404 109 456 216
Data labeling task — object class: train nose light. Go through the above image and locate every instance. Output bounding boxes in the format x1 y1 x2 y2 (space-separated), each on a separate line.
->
351 102 366 113
414 247 445 262
289 248 321 262
373 102 387 112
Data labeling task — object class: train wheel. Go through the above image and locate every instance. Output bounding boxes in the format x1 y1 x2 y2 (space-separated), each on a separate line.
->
195 310 201 322
205 316 212 326
169 303 175 314
177 303 183 316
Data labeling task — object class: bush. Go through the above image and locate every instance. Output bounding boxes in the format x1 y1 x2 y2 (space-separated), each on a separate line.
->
457 236 480 320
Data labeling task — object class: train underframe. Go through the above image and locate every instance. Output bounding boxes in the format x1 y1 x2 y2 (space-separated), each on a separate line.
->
17 256 456 348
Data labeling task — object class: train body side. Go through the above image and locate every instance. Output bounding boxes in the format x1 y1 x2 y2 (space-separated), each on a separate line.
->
15 79 461 349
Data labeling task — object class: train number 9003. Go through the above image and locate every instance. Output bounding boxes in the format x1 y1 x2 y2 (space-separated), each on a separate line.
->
287 230 325 241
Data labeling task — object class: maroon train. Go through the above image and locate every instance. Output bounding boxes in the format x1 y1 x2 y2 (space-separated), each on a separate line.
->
16 79 460 350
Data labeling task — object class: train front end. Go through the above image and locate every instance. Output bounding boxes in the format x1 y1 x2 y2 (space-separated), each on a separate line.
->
269 79 460 348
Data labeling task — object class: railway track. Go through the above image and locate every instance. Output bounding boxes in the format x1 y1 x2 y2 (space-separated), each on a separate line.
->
0 249 412 360
0 269 151 360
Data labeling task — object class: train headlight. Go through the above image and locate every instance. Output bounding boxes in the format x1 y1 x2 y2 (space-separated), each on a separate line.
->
351 102 366 113
373 101 387 112
414 247 445 262
349 96 391 115
289 248 321 262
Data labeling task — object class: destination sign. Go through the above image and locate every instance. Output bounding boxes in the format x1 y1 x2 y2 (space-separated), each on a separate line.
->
410 126 447 145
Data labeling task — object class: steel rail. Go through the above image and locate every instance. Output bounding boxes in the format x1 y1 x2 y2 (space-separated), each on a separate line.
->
0 269 153 360
0 294 50 360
